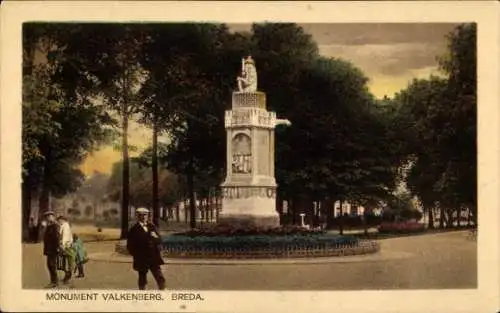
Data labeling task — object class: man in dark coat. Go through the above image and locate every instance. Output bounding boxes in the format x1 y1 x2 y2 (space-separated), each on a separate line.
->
126 208 165 290
42 211 60 288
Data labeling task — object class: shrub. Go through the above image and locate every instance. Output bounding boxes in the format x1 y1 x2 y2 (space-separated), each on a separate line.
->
378 221 425 234
364 214 383 227
400 209 423 221
84 205 93 217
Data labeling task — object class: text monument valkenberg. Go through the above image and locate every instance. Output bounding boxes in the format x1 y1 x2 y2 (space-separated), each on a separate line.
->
219 56 290 227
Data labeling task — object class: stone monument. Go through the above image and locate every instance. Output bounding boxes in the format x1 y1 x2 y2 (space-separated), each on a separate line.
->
219 56 291 228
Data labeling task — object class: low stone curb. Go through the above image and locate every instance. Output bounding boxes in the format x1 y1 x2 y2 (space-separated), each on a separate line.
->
115 239 380 259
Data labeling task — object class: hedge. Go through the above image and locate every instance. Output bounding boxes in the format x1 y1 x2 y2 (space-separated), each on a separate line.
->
378 221 425 234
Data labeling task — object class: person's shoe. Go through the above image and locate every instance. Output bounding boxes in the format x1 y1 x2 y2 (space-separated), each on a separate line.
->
45 283 58 289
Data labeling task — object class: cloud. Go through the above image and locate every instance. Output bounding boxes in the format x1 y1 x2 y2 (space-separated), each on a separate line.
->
300 23 459 46
318 42 445 76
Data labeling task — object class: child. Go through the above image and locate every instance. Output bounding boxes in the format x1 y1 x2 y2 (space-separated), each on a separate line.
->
72 234 88 278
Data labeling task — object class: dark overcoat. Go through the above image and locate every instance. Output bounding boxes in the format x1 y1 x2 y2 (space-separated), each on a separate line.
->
43 223 60 256
126 222 164 271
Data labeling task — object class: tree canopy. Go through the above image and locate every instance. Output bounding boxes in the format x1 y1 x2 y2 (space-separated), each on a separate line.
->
22 22 477 235
393 23 476 225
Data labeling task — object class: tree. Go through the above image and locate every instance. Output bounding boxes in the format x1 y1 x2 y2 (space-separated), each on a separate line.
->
84 205 93 217
107 159 182 210
52 24 151 238
22 23 114 240
22 63 109 235
437 23 477 221
138 23 240 229
273 56 398 230
393 23 477 227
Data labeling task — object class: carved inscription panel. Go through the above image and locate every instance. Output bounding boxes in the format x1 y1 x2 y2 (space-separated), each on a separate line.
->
257 130 270 175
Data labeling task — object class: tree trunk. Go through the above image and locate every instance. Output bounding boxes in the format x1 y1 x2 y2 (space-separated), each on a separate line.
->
339 200 344 235
363 206 371 236
176 203 180 222
151 112 159 227
22 180 33 242
276 193 284 225
289 199 295 225
323 198 333 229
215 196 220 222
187 164 196 229
439 207 445 228
38 167 51 215
444 209 452 228
205 198 209 223
120 109 130 239
428 207 435 229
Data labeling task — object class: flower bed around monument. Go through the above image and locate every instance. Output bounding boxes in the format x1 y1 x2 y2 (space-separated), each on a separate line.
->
115 225 381 259
160 225 379 259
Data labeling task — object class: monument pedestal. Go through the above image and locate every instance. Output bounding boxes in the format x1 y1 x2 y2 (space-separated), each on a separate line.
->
218 185 280 228
219 91 285 228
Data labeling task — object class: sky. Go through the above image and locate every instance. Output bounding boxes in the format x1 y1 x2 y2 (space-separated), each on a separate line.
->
79 23 459 176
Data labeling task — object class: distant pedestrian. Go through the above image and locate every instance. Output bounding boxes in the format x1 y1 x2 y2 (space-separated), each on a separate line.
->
57 215 75 284
127 208 165 290
72 234 88 278
42 211 60 288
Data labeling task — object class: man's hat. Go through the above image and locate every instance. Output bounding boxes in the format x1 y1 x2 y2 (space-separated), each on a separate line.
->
136 207 149 215
43 211 55 217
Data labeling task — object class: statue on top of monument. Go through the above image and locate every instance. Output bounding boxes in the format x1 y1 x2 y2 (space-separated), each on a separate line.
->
237 56 258 92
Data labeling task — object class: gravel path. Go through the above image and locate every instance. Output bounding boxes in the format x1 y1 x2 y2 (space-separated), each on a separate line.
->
22 230 476 290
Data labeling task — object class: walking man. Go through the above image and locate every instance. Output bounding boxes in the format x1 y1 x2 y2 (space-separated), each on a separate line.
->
42 211 60 288
127 208 165 290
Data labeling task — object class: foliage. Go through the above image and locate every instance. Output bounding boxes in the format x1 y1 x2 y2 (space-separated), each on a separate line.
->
393 23 476 224
23 22 477 236
107 159 182 208
22 64 111 198
22 23 114 240
327 214 384 229
378 221 425 234
139 23 237 184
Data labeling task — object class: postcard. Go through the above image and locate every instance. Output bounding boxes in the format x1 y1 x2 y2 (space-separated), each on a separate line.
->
1 1 499 312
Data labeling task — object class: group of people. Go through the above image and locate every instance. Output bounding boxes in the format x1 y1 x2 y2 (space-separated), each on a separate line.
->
42 211 88 288
41 207 166 290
